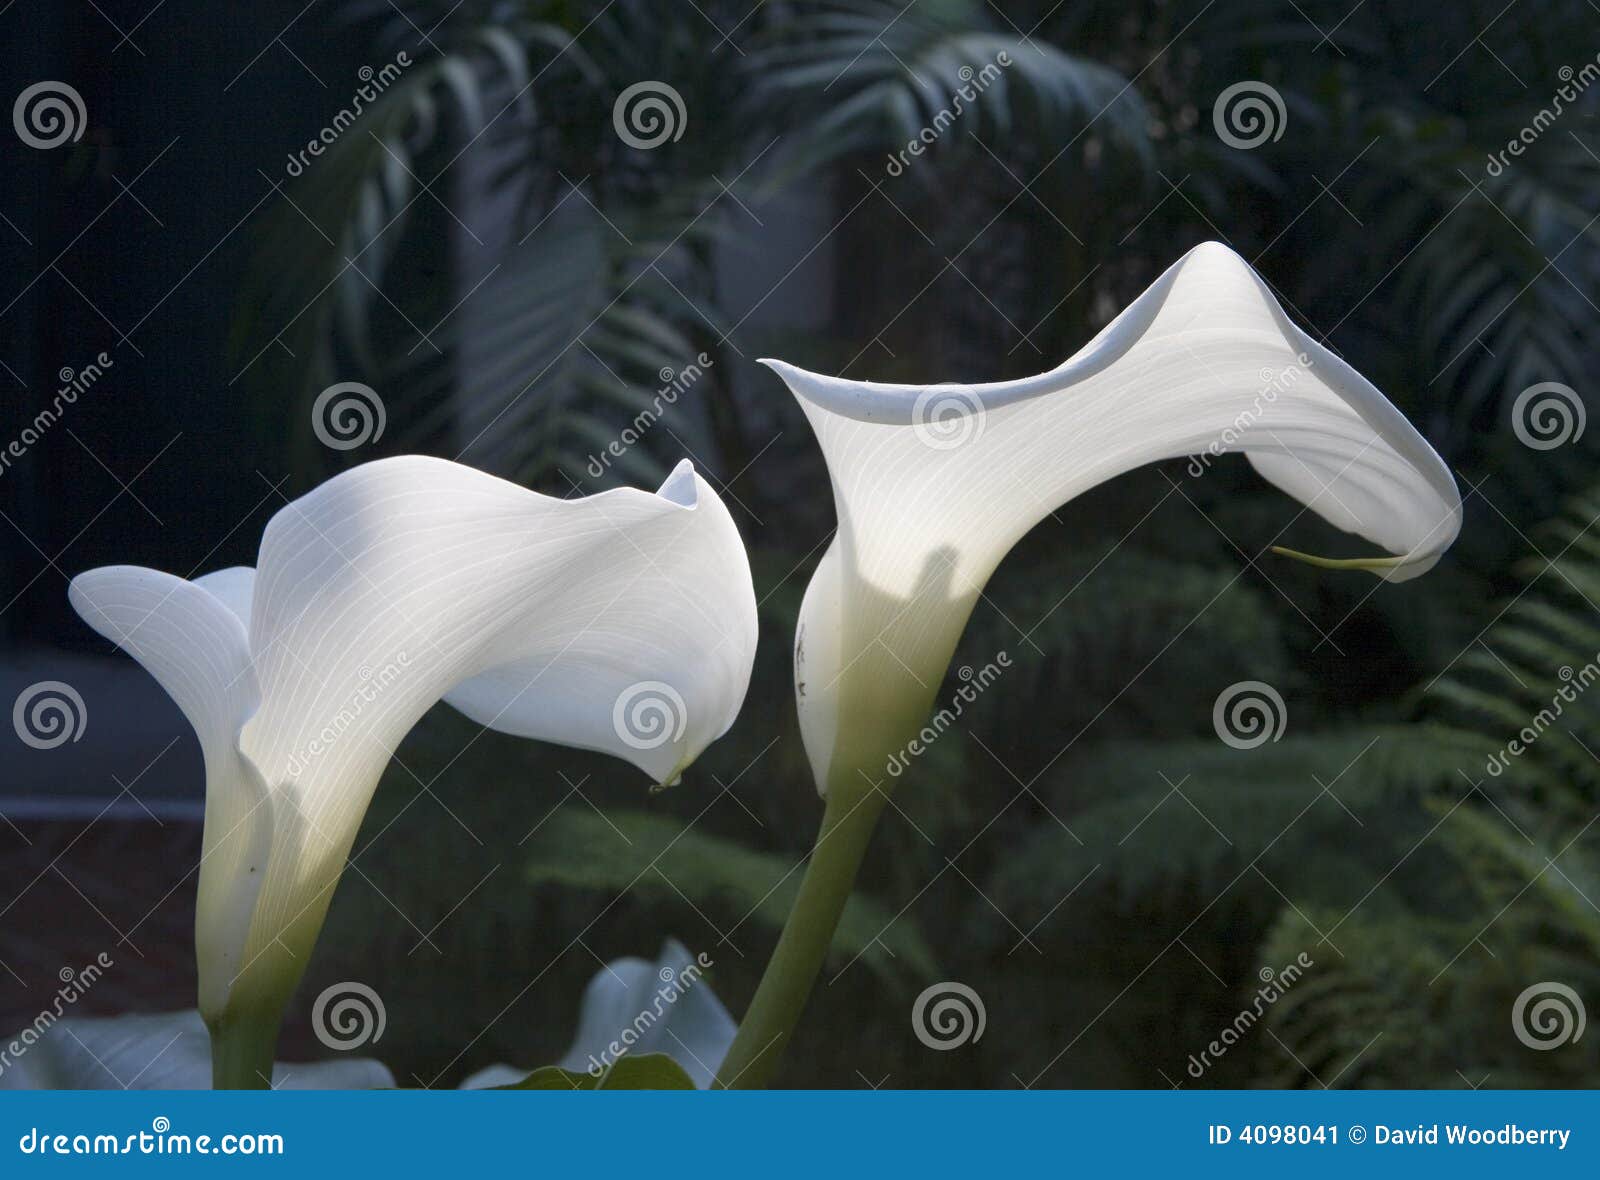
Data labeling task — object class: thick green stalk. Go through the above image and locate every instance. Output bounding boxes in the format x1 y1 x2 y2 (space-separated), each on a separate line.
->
715 788 886 1089
207 1004 284 1090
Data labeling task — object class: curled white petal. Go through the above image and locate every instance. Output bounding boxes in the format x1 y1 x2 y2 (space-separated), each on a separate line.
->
766 242 1461 794
67 567 269 1020
69 457 757 1022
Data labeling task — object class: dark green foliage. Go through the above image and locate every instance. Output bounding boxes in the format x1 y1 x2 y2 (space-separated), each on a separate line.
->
1248 487 1600 1088
523 808 939 985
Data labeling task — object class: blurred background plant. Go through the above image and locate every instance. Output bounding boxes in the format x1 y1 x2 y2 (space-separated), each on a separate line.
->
5 0 1599 1087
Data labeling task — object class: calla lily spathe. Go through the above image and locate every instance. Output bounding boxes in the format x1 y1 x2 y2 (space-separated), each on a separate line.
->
68 456 757 1059
764 241 1462 797
0 1010 393 1090
461 937 736 1089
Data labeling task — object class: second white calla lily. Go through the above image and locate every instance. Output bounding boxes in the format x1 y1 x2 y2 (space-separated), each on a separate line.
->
68 456 757 1085
717 242 1464 1090
765 241 1462 797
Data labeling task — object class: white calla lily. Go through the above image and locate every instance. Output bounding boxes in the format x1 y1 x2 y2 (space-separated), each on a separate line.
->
765 241 1461 797
461 937 735 1089
717 242 1461 1089
68 456 757 1085
0 1010 393 1090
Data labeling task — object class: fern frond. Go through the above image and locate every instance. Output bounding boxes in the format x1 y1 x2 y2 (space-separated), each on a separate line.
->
523 808 938 987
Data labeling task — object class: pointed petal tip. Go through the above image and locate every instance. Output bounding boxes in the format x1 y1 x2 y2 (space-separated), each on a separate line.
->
647 750 697 794
655 458 699 508
757 357 811 382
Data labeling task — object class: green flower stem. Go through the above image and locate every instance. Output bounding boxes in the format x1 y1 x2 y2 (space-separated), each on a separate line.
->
715 788 886 1089
208 1004 284 1090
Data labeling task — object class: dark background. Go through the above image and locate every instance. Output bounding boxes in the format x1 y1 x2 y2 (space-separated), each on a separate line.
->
2 0 1598 1088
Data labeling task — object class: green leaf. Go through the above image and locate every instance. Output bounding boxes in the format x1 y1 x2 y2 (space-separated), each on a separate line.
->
524 808 937 986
